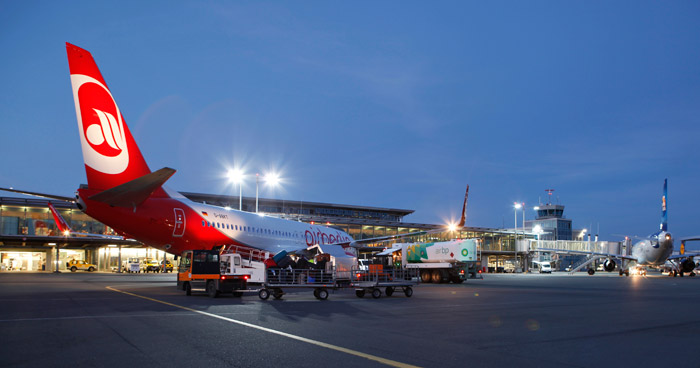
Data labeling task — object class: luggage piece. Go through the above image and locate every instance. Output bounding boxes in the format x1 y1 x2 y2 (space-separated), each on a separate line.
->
276 255 293 269
273 250 288 264
296 256 311 269
264 258 278 268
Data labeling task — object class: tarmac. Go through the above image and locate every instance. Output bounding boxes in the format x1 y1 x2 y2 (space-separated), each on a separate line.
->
1 270 699 368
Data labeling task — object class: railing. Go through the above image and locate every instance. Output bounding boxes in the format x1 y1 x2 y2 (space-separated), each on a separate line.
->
221 244 269 262
265 268 335 285
529 240 623 255
570 255 603 274
351 266 420 284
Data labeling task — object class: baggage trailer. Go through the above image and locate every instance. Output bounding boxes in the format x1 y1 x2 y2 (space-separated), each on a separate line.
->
256 245 357 301
258 268 338 300
352 263 420 299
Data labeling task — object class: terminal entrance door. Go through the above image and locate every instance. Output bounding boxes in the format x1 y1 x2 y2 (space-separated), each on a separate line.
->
173 208 185 237
0 251 46 271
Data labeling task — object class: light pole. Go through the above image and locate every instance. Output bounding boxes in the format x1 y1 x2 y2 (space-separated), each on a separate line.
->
514 202 522 271
513 202 522 237
255 173 259 213
227 169 244 211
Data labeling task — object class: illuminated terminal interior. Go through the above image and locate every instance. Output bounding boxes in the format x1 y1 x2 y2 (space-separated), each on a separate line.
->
0 193 533 273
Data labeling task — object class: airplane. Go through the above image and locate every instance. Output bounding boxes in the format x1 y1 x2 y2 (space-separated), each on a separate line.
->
540 179 699 277
47 202 130 240
0 42 451 257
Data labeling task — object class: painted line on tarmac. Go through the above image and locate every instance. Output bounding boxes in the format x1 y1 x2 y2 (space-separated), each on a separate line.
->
106 286 420 368
0 312 190 323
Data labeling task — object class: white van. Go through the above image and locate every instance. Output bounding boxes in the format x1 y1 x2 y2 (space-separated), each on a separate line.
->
122 258 141 273
539 263 552 274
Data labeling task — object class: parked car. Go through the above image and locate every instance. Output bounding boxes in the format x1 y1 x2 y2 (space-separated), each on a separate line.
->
142 258 161 273
503 263 516 273
160 260 174 273
122 258 141 273
66 259 96 272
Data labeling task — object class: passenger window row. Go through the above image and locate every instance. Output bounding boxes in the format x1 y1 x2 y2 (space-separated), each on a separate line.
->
200 220 299 238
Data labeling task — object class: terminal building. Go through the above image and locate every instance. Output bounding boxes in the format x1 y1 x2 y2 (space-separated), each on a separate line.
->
0 192 532 273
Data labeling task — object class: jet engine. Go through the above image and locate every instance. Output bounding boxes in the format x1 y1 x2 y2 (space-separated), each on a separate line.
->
75 192 86 211
603 259 616 272
681 259 695 273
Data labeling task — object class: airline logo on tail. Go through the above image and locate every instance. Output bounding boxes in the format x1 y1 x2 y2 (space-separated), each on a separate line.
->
71 74 129 174
660 178 668 232
662 195 666 212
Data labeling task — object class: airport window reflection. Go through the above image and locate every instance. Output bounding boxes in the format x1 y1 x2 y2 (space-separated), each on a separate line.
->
1 205 24 235
25 207 48 236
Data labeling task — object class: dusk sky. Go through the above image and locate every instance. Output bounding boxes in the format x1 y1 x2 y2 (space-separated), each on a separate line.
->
1 1 699 243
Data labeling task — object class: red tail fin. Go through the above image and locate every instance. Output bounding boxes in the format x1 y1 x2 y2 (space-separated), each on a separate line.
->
457 185 469 227
66 43 151 191
48 203 71 234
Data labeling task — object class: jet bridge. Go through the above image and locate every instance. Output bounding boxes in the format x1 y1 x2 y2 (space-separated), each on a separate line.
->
528 240 625 272
529 240 623 254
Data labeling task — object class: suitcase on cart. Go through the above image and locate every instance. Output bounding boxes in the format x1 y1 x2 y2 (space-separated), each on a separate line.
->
273 250 288 264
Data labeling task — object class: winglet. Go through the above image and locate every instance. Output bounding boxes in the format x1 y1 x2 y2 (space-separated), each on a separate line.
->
48 203 72 234
457 185 469 227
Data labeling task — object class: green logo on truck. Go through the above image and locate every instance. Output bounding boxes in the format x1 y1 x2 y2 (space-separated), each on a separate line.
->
407 243 432 262
461 248 469 257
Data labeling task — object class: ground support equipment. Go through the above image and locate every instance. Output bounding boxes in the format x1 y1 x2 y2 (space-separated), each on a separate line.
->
352 267 420 299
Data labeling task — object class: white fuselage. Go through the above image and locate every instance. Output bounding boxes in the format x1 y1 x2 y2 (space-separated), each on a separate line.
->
186 197 354 253
631 231 673 266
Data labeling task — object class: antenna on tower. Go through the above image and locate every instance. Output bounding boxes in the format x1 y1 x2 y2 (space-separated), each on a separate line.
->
545 189 554 205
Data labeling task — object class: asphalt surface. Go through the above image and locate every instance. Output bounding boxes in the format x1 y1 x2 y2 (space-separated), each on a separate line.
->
1 271 700 368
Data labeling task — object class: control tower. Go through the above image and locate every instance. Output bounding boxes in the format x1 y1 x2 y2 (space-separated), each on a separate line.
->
524 190 573 240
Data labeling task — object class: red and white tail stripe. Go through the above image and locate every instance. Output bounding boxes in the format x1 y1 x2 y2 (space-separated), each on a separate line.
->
66 43 151 191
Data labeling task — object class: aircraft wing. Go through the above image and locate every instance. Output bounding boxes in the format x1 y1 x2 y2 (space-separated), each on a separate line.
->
0 187 74 202
349 230 430 246
64 232 132 240
47 203 132 241
667 253 700 260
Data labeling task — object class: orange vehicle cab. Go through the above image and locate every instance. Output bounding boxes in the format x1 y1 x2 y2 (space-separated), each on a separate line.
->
177 249 250 298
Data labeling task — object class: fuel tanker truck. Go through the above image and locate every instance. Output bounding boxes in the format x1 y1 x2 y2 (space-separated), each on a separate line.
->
377 238 480 283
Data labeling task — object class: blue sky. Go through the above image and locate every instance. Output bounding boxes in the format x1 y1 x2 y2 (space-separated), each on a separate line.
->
1 1 699 242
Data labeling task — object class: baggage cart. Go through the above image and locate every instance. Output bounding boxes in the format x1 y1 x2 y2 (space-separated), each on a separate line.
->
351 265 420 299
257 268 340 300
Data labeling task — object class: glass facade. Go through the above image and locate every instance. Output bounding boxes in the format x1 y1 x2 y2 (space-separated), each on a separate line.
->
0 199 118 237
1 195 530 273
